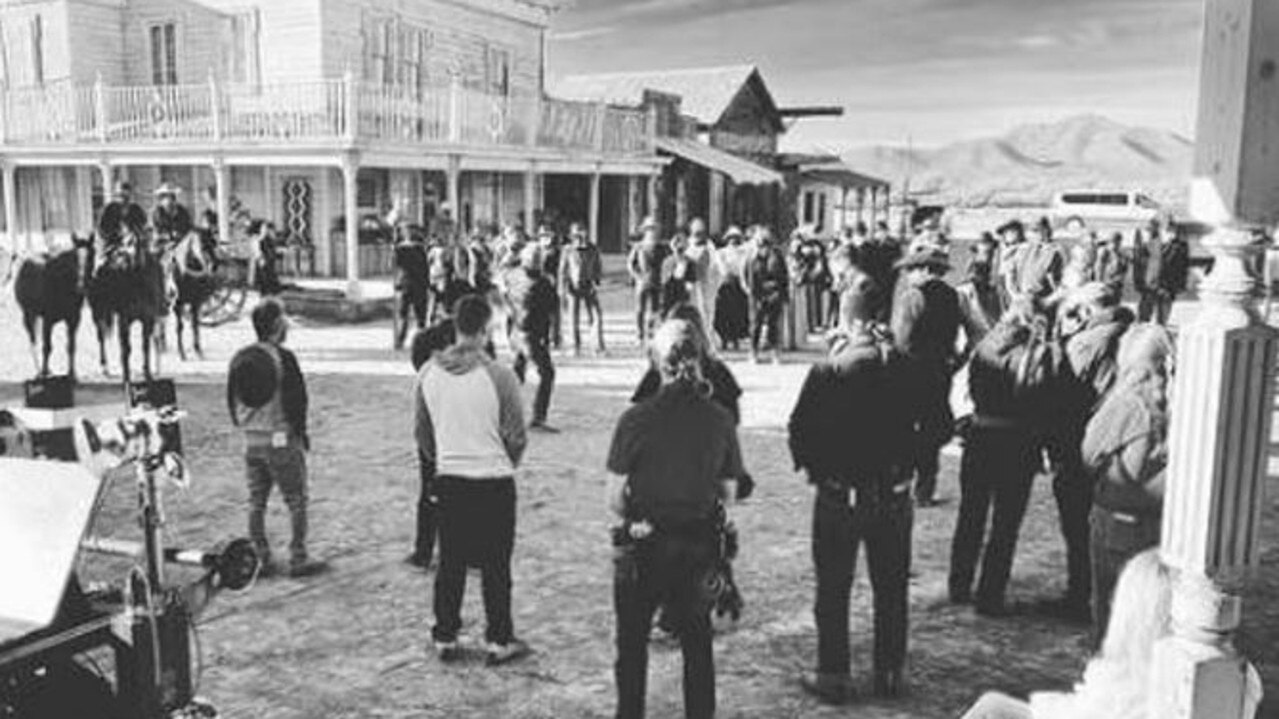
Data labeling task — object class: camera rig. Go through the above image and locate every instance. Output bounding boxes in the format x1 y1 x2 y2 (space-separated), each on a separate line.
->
0 390 259 719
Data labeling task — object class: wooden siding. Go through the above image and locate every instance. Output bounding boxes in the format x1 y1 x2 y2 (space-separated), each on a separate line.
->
711 79 780 161
66 0 126 85
0 0 72 87
320 0 545 95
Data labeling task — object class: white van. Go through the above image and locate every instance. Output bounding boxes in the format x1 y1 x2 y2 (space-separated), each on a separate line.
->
1049 191 1162 233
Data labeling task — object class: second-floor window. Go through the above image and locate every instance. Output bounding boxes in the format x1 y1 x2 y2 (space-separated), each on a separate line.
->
30 15 42 86
363 15 431 94
150 23 178 86
485 45 510 97
225 11 261 85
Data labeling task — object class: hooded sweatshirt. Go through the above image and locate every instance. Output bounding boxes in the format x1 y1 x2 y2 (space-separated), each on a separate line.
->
414 342 526 479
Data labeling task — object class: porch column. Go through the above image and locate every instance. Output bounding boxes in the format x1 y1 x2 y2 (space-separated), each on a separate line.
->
75 167 94 236
675 173 688 231
446 155 461 235
588 170 601 246
2 162 16 253
709 171 725 236
342 153 362 299
523 166 537 232
212 161 230 250
1149 1 1278 717
628 175 642 241
646 173 658 225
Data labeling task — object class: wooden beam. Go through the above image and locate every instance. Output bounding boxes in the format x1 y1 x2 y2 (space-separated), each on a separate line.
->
1191 0 1279 225
778 106 845 118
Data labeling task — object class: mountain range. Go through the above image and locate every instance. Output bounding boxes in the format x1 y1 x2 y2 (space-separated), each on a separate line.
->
841 114 1194 209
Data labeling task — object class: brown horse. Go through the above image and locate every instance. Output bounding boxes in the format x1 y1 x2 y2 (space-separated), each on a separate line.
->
13 236 94 380
87 230 168 385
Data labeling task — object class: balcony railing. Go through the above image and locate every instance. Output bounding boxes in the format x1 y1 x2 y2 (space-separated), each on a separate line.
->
0 76 655 156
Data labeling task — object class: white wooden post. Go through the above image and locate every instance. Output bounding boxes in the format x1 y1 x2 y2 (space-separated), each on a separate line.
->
208 73 222 141
646 173 658 227
448 76 463 144
446 155 461 234
1150 1 1279 717
342 153 361 299
588 170 601 247
2 162 17 253
94 73 108 143
524 166 537 231
595 103 607 152
343 69 358 143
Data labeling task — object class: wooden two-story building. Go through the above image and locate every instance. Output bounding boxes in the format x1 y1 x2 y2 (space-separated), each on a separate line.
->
553 64 890 240
0 0 663 295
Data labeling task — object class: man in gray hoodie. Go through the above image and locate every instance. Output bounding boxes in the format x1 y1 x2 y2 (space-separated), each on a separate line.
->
414 294 530 665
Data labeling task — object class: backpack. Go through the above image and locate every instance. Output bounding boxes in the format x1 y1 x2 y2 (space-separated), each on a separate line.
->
1012 319 1058 407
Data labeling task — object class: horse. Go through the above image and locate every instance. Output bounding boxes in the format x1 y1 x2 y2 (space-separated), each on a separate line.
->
13 235 94 379
88 229 168 385
169 230 218 360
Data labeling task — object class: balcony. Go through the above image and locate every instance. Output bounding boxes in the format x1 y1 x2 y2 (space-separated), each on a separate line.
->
0 77 655 158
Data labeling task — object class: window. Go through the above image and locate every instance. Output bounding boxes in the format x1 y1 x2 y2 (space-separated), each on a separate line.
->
802 191 816 225
150 23 178 86
226 11 261 85
485 45 510 96
816 192 827 233
363 14 431 93
30 15 42 86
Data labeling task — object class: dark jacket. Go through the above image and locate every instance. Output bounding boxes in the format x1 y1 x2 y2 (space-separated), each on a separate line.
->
968 318 1065 431
97 200 148 244
505 268 559 339
747 245 790 304
891 276 961 373
788 326 913 489
1082 373 1168 516
151 204 194 243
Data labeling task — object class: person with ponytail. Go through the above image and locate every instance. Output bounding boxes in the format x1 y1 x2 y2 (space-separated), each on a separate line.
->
607 318 750 719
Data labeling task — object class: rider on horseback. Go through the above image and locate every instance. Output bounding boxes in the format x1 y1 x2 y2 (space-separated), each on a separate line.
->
95 181 148 275
151 182 194 254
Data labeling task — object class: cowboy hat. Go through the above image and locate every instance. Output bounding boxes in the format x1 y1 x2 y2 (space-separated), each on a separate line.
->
228 345 279 410
723 225 744 239
995 219 1024 235
112 181 133 197
895 246 951 271
638 216 657 232
153 182 183 197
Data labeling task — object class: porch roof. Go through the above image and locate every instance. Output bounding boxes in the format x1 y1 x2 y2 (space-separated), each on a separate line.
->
654 137 782 185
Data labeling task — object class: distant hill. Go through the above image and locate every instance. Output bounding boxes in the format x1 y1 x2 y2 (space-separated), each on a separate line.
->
842 114 1194 209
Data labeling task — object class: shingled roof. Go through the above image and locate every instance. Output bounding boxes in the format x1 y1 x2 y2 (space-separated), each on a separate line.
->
551 65 778 129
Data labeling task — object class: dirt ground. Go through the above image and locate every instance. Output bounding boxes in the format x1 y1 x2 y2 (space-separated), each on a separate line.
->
1 282 1277 719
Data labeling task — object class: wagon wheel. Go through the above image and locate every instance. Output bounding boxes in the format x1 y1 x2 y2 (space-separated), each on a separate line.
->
199 260 248 327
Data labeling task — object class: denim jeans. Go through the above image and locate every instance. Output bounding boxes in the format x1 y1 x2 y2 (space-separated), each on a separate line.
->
1049 451 1093 607
432 477 517 645
245 444 308 566
812 483 912 677
614 530 718 719
949 428 1038 607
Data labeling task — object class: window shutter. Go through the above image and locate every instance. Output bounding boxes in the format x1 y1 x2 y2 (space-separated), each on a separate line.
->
29 15 42 86
150 25 164 86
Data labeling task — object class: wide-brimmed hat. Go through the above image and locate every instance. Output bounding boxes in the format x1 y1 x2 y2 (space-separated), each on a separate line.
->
154 182 182 197
895 246 951 271
536 224 555 238
638 216 657 232
112 181 133 197
723 225 743 239
228 345 279 409
995 219 1024 235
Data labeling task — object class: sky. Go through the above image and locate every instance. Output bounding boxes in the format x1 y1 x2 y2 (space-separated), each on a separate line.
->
546 0 1206 151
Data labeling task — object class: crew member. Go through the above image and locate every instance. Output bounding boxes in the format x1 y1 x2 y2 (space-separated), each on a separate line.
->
608 318 748 719
891 246 961 508
415 295 531 666
790 269 914 703
226 299 327 578
746 227 789 364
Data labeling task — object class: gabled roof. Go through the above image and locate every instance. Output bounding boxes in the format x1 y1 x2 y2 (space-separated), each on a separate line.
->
655 138 783 185
552 65 779 129
777 153 889 189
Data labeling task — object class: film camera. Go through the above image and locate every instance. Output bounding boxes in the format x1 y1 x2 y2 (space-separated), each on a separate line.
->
0 390 258 719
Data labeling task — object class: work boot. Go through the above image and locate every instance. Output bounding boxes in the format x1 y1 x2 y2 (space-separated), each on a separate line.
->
434 639 462 663
288 559 330 579
799 671 855 705
485 639 532 666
